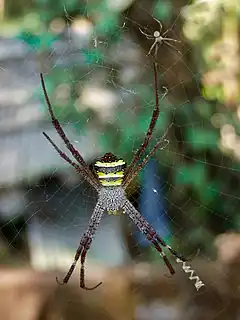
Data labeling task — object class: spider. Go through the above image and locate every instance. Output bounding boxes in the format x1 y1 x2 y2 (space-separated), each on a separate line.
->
40 61 186 291
139 17 181 56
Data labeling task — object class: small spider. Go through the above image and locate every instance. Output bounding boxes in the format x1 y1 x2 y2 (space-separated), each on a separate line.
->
40 62 186 290
139 17 181 56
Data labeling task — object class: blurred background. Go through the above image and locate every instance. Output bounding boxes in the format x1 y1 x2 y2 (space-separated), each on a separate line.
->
0 0 240 319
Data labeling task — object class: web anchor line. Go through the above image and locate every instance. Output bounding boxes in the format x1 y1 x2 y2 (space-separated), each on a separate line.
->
176 258 205 291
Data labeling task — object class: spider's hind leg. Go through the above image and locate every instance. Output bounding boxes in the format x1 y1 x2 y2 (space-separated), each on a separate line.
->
80 248 103 290
122 200 177 276
155 235 187 262
151 237 175 275
56 201 105 290
56 238 102 290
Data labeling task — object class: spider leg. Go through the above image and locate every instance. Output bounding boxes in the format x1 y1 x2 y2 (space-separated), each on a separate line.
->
155 234 187 262
139 28 153 39
151 239 175 274
56 243 83 285
123 200 204 290
147 39 159 56
80 249 103 290
40 73 100 187
123 62 162 183
123 123 172 188
56 201 105 290
164 38 181 43
162 27 174 37
153 17 163 32
43 132 99 190
122 200 182 275
165 41 182 56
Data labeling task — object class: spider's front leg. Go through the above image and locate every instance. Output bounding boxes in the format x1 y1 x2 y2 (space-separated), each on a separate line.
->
56 201 105 290
139 28 153 39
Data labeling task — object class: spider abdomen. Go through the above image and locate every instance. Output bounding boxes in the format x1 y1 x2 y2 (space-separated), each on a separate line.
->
98 186 126 214
94 153 126 187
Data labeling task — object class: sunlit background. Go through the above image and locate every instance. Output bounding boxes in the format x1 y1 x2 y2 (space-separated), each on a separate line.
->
0 0 239 319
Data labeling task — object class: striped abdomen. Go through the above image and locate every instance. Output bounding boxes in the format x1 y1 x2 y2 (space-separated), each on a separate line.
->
95 158 126 187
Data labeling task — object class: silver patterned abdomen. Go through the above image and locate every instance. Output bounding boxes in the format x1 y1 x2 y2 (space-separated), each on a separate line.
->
98 186 127 215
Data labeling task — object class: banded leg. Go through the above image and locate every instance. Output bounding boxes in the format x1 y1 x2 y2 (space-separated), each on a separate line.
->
40 73 99 187
123 123 172 188
57 201 105 290
123 62 161 182
122 200 186 275
43 132 99 190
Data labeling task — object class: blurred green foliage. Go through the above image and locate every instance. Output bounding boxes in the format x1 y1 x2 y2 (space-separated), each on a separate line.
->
182 0 240 105
6 0 240 254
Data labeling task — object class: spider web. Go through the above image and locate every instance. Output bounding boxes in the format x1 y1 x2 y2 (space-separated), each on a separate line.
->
0 0 239 319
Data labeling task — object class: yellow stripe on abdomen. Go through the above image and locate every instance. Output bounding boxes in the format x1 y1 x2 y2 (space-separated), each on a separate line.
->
95 160 125 167
101 179 123 186
97 171 124 179
95 158 126 186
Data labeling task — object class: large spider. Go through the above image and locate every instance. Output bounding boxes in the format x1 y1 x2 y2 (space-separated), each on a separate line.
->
40 62 186 290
